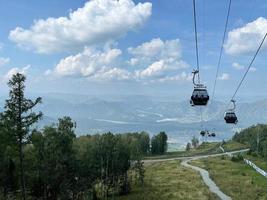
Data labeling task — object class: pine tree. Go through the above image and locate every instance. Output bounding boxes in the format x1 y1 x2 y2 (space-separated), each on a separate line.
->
3 73 42 200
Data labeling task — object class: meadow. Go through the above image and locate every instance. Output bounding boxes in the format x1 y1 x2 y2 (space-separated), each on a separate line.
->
116 160 218 200
190 156 267 200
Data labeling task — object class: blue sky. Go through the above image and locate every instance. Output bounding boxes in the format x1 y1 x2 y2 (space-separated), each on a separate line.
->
0 0 267 101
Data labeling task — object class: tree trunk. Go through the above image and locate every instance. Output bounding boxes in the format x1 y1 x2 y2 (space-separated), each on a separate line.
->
18 82 26 200
19 137 26 200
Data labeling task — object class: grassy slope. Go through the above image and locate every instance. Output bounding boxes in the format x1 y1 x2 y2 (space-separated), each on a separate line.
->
191 156 267 200
120 141 251 200
145 141 248 160
221 140 249 152
244 154 267 171
116 160 219 200
144 142 221 160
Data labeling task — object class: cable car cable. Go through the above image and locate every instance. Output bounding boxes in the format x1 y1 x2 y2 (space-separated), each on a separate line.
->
192 0 207 132
200 107 203 130
211 0 232 100
193 0 200 83
228 33 267 106
190 0 209 106
224 33 266 124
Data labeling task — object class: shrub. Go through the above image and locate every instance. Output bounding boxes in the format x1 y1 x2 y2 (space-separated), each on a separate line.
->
231 153 244 162
221 155 226 160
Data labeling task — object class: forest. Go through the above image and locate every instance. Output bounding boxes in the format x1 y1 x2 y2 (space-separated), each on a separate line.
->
0 73 168 200
233 124 267 159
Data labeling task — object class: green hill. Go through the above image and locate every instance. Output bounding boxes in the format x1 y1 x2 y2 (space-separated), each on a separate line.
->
233 124 267 159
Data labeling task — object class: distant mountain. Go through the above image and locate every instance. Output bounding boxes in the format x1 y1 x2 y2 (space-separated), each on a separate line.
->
32 95 267 145
0 93 265 149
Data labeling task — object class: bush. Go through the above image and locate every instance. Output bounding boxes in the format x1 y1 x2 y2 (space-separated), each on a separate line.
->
231 153 244 162
250 151 258 157
220 155 226 160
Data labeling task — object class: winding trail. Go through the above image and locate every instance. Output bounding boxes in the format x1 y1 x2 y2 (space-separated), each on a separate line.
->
181 157 231 200
144 149 249 200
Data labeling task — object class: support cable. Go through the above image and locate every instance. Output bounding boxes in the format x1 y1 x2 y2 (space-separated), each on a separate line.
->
193 0 200 83
227 33 267 108
212 0 232 100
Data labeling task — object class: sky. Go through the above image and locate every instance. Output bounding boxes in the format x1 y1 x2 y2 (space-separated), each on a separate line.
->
0 0 267 101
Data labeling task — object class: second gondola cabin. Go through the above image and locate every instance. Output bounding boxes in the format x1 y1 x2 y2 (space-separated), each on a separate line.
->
224 100 238 124
224 111 238 124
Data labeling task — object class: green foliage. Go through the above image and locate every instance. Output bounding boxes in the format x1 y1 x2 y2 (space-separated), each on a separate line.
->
18 117 77 199
120 132 150 159
231 153 244 162
132 159 145 186
0 74 171 199
0 123 153 199
233 124 267 159
151 132 168 155
191 136 199 148
1 73 42 200
186 143 191 151
3 73 42 142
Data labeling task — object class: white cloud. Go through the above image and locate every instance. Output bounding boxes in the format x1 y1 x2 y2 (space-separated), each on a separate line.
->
156 72 192 82
232 62 244 70
218 73 230 80
249 67 257 72
52 47 122 78
0 57 10 67
128 38 183 63
93 67 132 81
128 38 182 58
127 58 138 66
4 65 31 81
128 38 188 78
135 60 166 78
232 62 257 72
48 37 190 82
224 17 267 55
9 0 152 54
49 46 132 81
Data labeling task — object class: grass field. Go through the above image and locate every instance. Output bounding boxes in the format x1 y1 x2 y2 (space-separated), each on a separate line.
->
144 142 221 160
221 140 249 152
244 154 267 171
190 156 267 200
116 160 219 200
144 141 248 160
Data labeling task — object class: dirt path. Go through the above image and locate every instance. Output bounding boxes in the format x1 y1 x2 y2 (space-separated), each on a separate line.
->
181 157 231 200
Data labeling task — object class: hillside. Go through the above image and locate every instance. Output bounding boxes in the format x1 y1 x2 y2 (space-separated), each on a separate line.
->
233 124 267 159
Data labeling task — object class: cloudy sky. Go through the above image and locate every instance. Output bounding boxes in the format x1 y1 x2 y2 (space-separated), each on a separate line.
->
0 0 267 100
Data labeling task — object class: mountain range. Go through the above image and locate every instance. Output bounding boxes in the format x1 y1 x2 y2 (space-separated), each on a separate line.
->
1 93 266 149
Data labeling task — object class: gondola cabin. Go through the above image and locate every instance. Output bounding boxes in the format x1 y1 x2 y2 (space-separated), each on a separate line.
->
200 130 206 136
190 85 209 106
224 111 238 124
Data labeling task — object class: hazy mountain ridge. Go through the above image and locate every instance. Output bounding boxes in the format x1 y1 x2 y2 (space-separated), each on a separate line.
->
33 95 267 139
0 94 265 148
